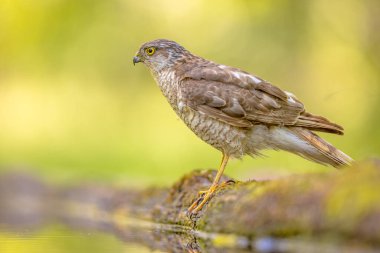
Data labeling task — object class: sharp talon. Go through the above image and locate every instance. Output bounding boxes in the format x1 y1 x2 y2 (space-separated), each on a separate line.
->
198 190 208 195
187 195 204 216
186 209 200 223
190 212 197 221
188 184 220 215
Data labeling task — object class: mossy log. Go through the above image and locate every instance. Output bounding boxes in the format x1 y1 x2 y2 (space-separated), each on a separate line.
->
88 160 380 241
1 160 380 252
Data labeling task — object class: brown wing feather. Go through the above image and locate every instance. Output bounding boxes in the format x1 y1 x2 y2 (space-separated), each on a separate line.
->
178 62 344 135
179 78 304 127
197 105 253 128
182 65 289 101
295 112 344 135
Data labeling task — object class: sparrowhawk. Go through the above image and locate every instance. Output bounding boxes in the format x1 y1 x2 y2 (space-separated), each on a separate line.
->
133 39 352 215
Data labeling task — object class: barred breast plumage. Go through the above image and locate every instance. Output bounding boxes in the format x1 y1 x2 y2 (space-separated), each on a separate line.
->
154 69 247 158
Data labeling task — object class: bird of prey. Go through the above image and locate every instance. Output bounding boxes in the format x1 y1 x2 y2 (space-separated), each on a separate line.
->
133 39 352 214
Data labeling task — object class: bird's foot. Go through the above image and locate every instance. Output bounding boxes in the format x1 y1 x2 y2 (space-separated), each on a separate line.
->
187 184 218 215
186 180 236 219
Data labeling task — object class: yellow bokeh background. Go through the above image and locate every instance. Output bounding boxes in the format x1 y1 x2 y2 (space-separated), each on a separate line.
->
0 0 379 186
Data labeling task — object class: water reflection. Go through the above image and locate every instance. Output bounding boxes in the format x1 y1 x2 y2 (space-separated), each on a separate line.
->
0 172 254 253
0 172 378 253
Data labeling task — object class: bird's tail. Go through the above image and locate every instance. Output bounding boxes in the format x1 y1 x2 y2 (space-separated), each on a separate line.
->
291 128 353 168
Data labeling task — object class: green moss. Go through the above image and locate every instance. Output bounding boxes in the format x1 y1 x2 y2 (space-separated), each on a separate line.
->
325 161 380 230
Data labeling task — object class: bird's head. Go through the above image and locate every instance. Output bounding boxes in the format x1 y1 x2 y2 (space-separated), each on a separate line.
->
133 39 189 73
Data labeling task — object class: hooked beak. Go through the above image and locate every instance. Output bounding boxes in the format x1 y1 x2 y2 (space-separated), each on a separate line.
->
133 56 141 65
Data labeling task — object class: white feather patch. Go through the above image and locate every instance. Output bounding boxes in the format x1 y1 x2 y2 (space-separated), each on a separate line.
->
178 101 185 111
249 126 315 155
218 65 262 84
270 128 313 153
285 91 297 103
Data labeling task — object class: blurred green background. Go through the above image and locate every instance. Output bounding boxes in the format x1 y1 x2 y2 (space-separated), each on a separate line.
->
0 0 379 186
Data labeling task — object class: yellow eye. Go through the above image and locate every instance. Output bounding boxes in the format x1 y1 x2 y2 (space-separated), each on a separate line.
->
145 47 156 56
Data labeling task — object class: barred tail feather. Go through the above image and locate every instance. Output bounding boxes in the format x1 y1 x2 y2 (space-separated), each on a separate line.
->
292 128 353 168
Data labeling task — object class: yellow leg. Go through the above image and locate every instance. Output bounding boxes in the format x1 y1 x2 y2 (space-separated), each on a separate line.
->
187 153 229 214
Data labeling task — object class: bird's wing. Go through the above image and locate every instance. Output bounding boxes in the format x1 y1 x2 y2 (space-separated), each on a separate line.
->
178 64 343 134
182 64 289 101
